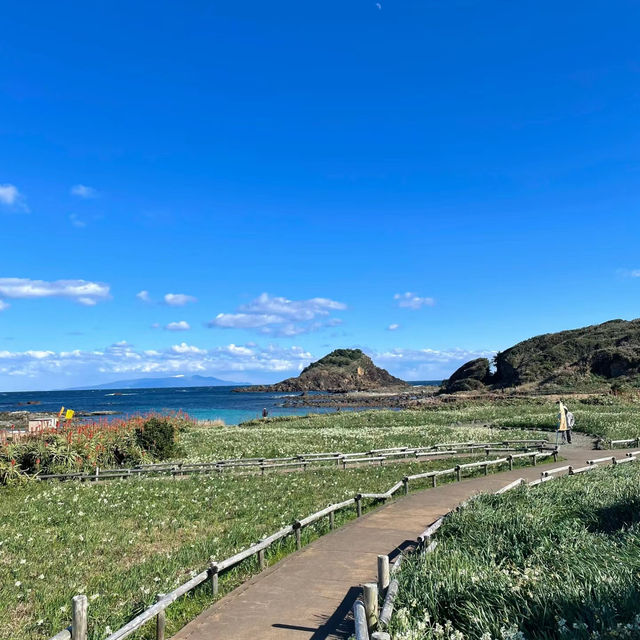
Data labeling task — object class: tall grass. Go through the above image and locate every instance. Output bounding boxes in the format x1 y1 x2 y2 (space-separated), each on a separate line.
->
390 465 640 640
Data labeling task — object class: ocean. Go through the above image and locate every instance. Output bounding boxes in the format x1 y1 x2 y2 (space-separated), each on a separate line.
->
0 382 440 425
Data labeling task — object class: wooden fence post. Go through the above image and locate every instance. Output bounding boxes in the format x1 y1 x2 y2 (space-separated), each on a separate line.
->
155 594 166 640
377 555 390 593
356 495 362 517
432 474 437 488
294 521 302 549
258 547 266 570
403 476 409 495
508 455 513 471
455 465 461 482
552 450 558 462
329 511 335 530
353 600 368 639
209 562 219 596
71 595 88 640
483 463 488 476
363 583 379 631
532 453 537 466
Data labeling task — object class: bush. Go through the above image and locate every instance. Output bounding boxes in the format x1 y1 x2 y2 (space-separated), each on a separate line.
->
135 417 182 460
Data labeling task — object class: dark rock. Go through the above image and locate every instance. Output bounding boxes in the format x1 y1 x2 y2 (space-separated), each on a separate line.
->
441 358 491 393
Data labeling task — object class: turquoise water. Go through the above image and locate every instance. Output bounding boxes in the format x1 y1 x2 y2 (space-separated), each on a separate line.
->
0 382 440 425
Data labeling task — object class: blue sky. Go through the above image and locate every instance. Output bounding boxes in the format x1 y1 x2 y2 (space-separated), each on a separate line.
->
1 0 640 391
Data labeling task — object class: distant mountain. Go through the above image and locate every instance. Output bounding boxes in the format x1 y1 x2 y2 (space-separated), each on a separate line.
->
68 374 249 390
235 348 408 393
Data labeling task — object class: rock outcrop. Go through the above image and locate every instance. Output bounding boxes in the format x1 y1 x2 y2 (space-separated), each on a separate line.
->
443 318 640 392
441 358 491 393
234 348 408 393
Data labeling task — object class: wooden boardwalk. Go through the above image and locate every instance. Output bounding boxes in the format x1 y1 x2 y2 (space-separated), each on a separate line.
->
172 443 626 640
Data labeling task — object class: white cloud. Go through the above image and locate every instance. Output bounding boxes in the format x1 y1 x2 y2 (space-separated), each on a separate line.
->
209 293 347 336
165 321 191 331
136 290 151 302
226 343 254 356
170 342 205 354
0 184 29 212
164 293 197 306
70 184 98 199
394 292 435 310
630 270 640 278
371 347 495 380
387 323 400 331
0 342 315 389
0 278 110 306
0 300 9 311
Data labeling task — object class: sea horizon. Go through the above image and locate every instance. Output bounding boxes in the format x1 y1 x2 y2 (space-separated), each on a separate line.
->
0 381 441 425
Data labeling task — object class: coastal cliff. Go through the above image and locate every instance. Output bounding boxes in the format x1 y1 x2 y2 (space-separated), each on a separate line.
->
442 318 640 392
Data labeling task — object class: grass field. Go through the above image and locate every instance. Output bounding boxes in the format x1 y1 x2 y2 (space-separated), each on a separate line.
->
389 463 640 640
0 451 537 640
178 399 640 461
2 400 639 640
178 408 549 461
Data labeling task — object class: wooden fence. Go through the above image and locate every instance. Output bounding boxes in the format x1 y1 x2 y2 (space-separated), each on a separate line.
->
352 451 639 640
34 439 549 483
46 447 555 640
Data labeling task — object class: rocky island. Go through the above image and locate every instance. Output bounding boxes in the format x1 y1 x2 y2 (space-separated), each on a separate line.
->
234 348 409 393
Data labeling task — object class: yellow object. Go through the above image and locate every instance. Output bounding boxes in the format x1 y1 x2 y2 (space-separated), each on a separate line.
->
65 409 75 420
58 406 65 417
557 401 567 431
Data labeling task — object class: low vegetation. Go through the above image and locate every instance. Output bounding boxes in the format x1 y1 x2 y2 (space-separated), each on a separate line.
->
0 413 192 485
180 399 640 462
178 409 547 462
0 452 527 640
390 464 640 640
2 402 639 638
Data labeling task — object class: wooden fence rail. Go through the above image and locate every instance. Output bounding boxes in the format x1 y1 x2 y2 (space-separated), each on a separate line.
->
46 445 553 640
34 439 548 483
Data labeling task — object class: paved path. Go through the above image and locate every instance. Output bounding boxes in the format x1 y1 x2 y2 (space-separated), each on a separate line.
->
172 443 629 640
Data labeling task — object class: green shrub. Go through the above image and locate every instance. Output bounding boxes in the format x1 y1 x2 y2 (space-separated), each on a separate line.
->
135 416 182 460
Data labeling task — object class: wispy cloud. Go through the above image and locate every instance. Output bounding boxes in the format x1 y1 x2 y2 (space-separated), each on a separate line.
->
136 290 151 303
209 293 347 336
164 293 197 306
387 323 400 331
394 292 435 310
0 184 29 212
165 321 190 331
69 213 87 228
0 300 9 312
0 278 111 306
70 184 98 199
